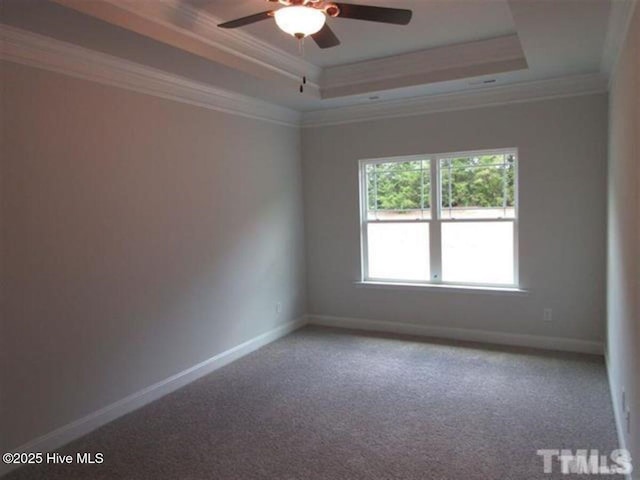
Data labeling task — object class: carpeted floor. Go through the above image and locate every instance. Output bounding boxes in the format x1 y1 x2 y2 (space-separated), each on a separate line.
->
5 326 621 479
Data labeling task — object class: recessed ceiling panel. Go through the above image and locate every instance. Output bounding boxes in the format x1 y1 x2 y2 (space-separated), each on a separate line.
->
195 0 517 67
3 0 614 113
507 0 611 77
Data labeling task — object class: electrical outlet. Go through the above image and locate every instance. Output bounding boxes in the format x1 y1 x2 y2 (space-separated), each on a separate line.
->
543 308 553 322
275 302 282 315
625 410 631 435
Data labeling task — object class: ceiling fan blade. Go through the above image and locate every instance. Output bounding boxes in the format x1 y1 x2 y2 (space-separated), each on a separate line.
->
312 23 341 49
218 11 273 29
334 3 412 25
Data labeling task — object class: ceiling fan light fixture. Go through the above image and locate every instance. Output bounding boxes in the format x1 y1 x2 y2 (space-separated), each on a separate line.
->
274 6 326 38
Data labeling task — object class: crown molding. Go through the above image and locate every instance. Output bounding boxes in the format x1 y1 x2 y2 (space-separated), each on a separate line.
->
321 35 528 99
22 0 622 106
302 73 608 127
0 25 610 130
170 1 321 84
0 25 301 127
601 0 638 84
50 0 321 92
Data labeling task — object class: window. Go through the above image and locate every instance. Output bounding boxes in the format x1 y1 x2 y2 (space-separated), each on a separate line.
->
360 149 518 287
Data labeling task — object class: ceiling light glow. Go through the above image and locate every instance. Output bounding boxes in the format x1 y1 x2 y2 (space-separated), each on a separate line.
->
274 6 326 38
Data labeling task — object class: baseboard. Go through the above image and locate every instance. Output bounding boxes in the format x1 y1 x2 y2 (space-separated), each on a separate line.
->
307 314 604 355
604 351 634 480
1 315 606 477
0 317 306 477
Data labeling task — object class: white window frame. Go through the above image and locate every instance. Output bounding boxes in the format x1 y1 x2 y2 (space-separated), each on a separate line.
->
359 148 519 288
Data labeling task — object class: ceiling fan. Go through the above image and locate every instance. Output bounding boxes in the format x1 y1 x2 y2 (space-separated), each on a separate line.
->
218 0 413 49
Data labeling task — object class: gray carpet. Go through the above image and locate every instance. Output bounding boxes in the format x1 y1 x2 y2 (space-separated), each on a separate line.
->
5 326 621 479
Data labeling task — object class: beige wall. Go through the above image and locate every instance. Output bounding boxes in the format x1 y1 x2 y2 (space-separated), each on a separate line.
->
302 94 608 342
0 61 306 451
0 25 626 460
607 3 639 471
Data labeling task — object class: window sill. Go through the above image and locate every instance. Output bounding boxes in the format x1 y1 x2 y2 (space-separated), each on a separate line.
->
355 281 529 296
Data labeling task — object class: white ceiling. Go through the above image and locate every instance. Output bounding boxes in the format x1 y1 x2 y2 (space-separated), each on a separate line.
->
183 0 613 109
1 0 615 112
318 0 611 109
509 0 611 77
195 0 517 67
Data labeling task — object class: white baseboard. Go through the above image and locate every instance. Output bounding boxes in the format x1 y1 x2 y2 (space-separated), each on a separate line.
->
1 315 606 477
1 317 306 477
604 351 634 480
307 314 604 355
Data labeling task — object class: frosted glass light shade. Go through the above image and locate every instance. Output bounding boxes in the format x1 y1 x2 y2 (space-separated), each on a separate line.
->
274 6 326 37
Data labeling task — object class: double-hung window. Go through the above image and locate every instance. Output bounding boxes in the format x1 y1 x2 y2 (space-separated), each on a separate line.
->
360 149 518 288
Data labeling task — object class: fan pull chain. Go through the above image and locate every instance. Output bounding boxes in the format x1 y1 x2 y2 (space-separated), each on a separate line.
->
298 37 306 93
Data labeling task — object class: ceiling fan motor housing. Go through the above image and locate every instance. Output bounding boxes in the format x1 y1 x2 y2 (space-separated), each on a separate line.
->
274 0 341 17
223 1 412 48
275 0 313 5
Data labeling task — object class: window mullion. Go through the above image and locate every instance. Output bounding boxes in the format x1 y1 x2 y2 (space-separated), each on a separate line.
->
430 158 442 283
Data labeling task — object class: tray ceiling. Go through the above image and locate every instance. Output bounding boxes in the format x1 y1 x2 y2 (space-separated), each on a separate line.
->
193 0 517 67
0 0 617 112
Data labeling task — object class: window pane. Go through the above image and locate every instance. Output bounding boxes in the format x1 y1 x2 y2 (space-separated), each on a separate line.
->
442 222 514 284
440 154 515 219
367 223 430 281
366 160 431 220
